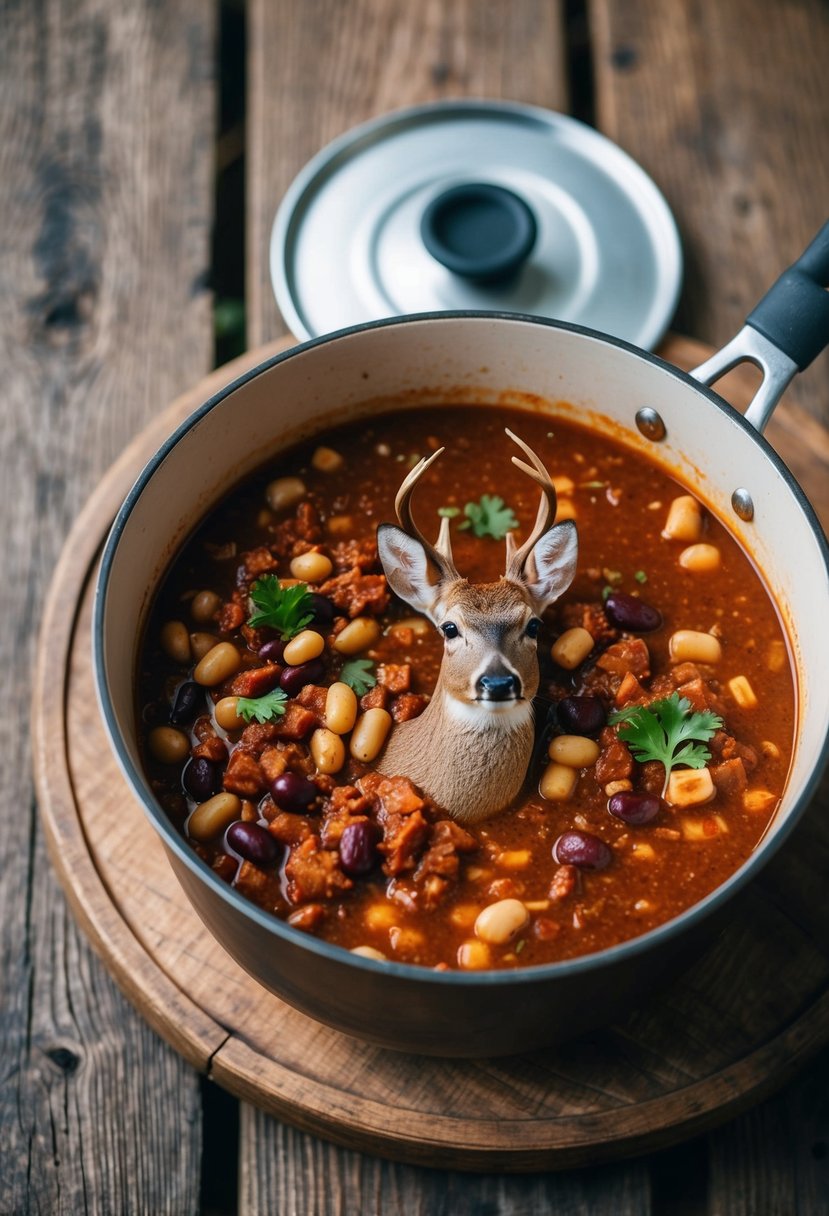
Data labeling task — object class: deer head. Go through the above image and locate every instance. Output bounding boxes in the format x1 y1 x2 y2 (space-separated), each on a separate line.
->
375 430 578 824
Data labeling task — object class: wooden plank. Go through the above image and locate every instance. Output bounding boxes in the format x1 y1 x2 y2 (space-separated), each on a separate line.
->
238 1113 652 1216
247 0 569 347
705 1048 829 1216
0 0 215 1211
590 0 829 426
589 5 829 1211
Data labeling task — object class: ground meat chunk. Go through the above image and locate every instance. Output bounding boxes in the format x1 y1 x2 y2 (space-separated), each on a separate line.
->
271 502 323 559
331 537 379 573
549 865 578 902
234 860 283 911
296 683 328 723
192 735 228 763
217 600 245 634
240 721 281 753
378 663 411 693
230 664 282 699
711 730 759 774
559 601 618 644
597 637 651 679
360 684 390 712
413 819 477 886
614 671 647 708
379 810 430 876
285 836 353 903
390 692 429 723
711 757 748 797
267 812 315 845
676 676 725 716
594 727 634 784
271 702 316 740
360 773 425 816
259 745 287 784
640 760 666 795
316 568 390 617
223 748 265 797
243 546 279 578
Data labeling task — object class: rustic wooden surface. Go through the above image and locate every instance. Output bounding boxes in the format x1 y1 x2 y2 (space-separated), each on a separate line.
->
32 337 829 1174
0 1 215 1213
5 0 829 1210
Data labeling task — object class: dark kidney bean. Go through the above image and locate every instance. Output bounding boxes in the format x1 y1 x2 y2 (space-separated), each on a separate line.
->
279 659 325 697
258 639 286 663
182 757 220 801
339 821 379 876
557 695 607 736
553 830 612 871
170 681 203 725
607 791 662 825
226 820 278 865
605 592 663 633
307 593 335 629
270 772 318 813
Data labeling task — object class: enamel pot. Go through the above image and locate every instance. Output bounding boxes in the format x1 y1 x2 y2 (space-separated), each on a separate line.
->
94 226 829 1057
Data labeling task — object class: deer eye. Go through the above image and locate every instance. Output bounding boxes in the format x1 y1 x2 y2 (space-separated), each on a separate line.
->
525 618 542 639
441 621 460 639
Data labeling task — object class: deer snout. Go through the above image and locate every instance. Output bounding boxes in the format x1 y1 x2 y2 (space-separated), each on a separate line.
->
476 672 521 702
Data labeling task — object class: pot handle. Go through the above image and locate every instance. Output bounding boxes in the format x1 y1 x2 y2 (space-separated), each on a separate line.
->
689 220 829 433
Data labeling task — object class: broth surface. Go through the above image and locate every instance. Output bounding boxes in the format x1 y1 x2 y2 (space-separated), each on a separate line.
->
139 406 795 969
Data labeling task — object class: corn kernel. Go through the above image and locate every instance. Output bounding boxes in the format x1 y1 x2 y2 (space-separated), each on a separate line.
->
743 789 777 813
666 767 715 807
496 850 532 870
631 842 656 861
449 905 479 930
364 902 398 930
728 675 758 709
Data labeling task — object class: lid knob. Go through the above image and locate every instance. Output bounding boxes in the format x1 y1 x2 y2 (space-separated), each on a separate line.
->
420 183 537 284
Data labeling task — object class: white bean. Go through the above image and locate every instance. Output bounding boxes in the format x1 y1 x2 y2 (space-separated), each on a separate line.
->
474 899 529 945
194 642 242 686
349 708 392 762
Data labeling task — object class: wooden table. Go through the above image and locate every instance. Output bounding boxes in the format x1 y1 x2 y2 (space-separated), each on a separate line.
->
3 1 828 1211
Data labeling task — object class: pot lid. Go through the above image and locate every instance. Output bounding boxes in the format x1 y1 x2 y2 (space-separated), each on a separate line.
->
270 100 682 349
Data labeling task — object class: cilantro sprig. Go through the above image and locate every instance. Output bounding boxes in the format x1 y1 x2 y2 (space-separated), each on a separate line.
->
609 693 722 797
235 687 288 724
457 494 519 540
339 659 377 696
248 574 314 639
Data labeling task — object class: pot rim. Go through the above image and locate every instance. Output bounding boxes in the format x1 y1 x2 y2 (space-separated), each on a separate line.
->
93 310 829 989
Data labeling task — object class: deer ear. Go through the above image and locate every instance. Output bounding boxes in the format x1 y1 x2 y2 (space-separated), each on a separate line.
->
523 520 578 612
377 523 445 619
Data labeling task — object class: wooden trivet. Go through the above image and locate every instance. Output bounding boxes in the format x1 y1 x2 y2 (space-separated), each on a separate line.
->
32 337 829 1171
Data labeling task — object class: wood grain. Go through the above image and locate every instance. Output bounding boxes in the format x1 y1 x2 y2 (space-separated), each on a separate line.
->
0 0 215 1211
32 339 829 1180
590 0 829 428
247 0 568 348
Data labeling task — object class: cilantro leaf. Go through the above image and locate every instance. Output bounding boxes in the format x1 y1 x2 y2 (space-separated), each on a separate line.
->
609 693 722 796
457 494 519 540
339 659 377 696
437 506 461 519
634 570 648 584
235 687 288 724
248 575 314 639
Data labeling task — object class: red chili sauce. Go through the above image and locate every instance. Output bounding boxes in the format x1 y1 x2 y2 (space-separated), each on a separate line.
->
138 407 795 970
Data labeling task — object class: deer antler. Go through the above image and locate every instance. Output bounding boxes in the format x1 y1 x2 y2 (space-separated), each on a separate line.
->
395 448 461 578
503 429 558 581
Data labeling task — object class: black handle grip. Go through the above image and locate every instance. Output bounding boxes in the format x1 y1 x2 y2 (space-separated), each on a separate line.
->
420 183 537 284
746 220 829 370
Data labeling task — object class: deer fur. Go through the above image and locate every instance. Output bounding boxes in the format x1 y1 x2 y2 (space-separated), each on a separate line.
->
375 431 578 825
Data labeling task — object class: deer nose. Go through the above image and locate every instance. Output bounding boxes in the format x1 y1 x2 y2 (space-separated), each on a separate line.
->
477 673 521 701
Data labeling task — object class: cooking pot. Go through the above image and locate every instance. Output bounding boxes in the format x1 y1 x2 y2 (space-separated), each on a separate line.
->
94 227 829 1056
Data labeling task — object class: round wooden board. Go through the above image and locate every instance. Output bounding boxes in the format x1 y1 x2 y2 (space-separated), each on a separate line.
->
33 336 829 1171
